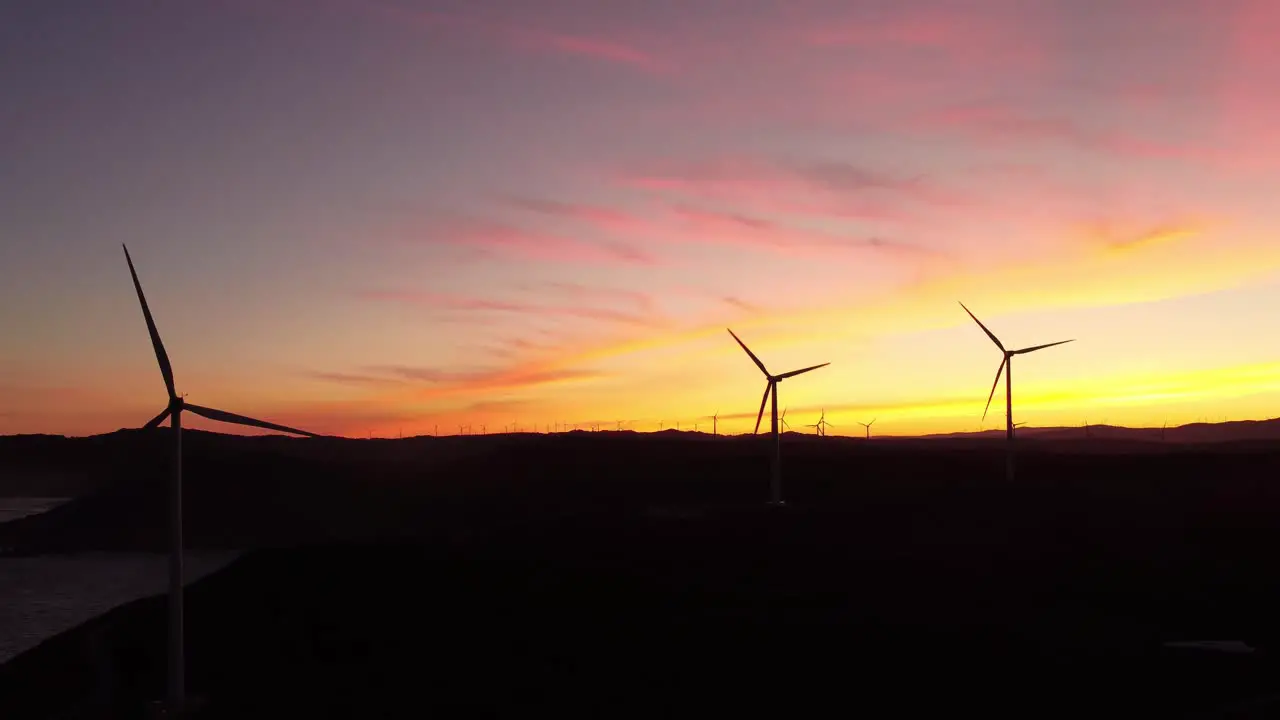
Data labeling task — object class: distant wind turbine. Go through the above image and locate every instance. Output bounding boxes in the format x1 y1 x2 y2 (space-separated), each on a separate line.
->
122 245 319 713
780 407 791 432
728 329 829 505
960 302 1074 482
712 410 719 436
818 409 834 437
858 418 876 439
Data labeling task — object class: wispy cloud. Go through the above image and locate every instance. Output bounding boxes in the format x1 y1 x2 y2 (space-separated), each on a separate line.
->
301 371 405 387
916 102 1209 161
504 197 647 233
538 281 655 311
306 360 603 399
365 2 667 73
444 222 659 266
1095 225 1202 254
722 296 762 314
622 157 956 221
361 290 666 328
668 205 939 259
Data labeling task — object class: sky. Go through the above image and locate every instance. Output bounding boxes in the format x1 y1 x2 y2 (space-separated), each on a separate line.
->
4 0 1280 438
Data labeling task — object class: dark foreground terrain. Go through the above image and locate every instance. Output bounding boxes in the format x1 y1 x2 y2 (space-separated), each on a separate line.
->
5 428 1280 717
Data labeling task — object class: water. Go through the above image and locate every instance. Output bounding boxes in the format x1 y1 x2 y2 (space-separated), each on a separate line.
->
0 499 239 664
0 497 70 524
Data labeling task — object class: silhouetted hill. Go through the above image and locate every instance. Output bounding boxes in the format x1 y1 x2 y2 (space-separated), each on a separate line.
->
918 416 1280 444
6 429 1280 715
0 426 1279 556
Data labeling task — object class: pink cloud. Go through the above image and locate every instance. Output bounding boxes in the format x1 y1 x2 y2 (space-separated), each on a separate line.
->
915 102 1213 162
538 282 655 311
449 223 658 266
305 363 602 398
363 2 665 73
667 206 938 260
622 158 954 221
504 197 649 234
361 290 665 328
513 30 669 73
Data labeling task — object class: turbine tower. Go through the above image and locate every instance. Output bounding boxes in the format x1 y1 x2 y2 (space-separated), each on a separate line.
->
959 302 1073 482
728 329 828 506
123 246 319 713
858 418 877 439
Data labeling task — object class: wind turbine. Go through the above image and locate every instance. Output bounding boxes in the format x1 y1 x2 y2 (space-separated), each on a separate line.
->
780 407 791 432
712 411 719 436
818 409 834 437
858 418 877 439
122 245 319 713
959 302 1074 482
728 329 829 505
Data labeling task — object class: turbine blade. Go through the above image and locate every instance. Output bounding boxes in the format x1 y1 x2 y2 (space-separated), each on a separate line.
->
727 328 770 376
143 407 172 429
826 422 836 428
1013 339 1075 355
185 403 321 438
870 418 877 426
754 382 771 434
123 245 177 400
959 302 1005 352
982 357 1007 421
776 362 830 379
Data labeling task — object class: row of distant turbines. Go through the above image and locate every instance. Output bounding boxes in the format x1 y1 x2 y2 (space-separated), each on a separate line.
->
440 411 866 437
119 246 1067 712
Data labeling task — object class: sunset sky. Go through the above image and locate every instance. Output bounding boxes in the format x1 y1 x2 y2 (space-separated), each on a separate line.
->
5 0 1280 438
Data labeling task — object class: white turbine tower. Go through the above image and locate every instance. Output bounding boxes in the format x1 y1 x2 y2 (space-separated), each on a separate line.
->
959 302 1073 482
123 245 320 713
728 329 828 506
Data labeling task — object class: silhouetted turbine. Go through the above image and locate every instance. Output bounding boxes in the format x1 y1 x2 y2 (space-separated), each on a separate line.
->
817 409 834 437
123 245 319 712
859 418 876 439
728 329 828 505
959 302 1073 482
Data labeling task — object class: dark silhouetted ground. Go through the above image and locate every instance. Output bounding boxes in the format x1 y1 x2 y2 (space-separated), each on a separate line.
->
4 428 1280 717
